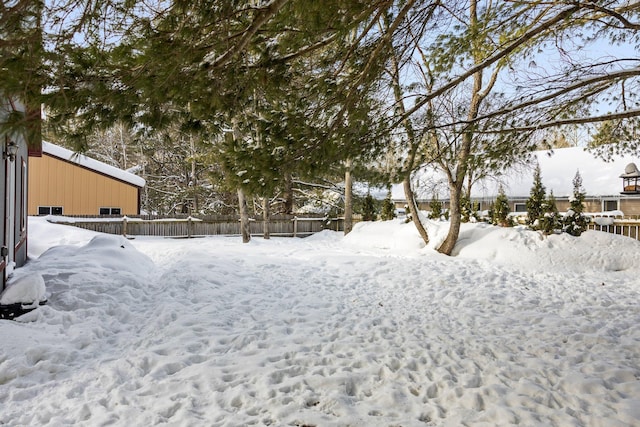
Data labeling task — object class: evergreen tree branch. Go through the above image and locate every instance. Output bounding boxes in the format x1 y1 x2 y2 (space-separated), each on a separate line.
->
204 0 290 69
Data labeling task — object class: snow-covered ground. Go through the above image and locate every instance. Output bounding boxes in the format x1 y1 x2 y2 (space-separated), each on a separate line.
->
1 217 639 426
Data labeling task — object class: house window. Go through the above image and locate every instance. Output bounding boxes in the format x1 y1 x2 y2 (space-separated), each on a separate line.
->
99 207 121 215
602 200 618 212
513 203 527 212
38 206 63 215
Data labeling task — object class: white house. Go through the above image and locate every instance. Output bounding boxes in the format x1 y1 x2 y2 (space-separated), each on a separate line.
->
392 146 640 217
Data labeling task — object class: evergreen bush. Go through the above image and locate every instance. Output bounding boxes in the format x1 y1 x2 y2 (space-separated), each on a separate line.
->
428 195 443 220
562 171 590 236
361 193 377 221
538 190 561 234
492 186 512 227
526 163 546 229
380 193 396 221
460 192 473 223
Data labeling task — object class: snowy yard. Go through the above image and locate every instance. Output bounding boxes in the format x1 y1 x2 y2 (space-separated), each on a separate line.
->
1 217 639 426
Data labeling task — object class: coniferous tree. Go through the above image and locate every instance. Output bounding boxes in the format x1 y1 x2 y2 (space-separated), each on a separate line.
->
381 192 396 221
361 193 377 221
563 170 589 236
492 186 511 227
526 163 546 229
460 191 478 223
538 190 561 235
428 195 443 220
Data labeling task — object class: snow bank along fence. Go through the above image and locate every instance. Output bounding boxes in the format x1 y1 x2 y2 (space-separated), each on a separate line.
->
587 216 640 240
49 214 350 238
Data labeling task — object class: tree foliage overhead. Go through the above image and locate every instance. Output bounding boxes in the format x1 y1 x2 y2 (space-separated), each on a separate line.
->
3 0 640 247
41 0 394 204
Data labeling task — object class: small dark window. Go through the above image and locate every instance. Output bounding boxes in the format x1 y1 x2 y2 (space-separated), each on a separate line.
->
603 200 618 212
99 207 121 215
38 206 63 215
514 203 527 212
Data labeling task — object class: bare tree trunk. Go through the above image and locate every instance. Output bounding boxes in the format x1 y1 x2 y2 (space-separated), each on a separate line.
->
438 182 463 254
282 171 293 214
437 0 494 255
262 197 270 239
403 174 429 244
344 159 353 235
190 134 198 213
238 188 251 243
383 12 430 245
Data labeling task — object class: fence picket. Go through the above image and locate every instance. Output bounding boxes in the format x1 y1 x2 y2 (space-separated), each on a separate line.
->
48 214 351 238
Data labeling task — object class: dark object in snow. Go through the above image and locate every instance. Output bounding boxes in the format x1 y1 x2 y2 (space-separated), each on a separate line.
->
0 300 47 320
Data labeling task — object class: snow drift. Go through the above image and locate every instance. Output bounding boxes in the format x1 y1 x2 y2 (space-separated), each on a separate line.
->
1 217 638 426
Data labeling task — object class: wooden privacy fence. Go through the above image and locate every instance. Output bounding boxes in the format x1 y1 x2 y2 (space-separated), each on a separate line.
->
51 214 349 238
588 218 640 241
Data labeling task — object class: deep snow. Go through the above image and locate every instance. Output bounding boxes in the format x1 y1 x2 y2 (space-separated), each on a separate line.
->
1 217 639 426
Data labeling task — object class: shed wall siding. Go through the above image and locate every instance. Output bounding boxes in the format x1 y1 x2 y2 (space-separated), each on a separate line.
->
28 154 140 215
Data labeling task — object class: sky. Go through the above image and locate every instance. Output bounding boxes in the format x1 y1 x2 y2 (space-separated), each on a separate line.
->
1 216 639 426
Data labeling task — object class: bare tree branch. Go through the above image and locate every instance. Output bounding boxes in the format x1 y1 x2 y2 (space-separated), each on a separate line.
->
487 108 640 134
391 4 581 130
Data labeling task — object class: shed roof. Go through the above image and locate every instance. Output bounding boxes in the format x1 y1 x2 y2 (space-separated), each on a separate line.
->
392 146 639 201
42 141 146 188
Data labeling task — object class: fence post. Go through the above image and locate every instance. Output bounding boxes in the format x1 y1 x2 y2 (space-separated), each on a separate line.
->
293 216 298 237
122 216 128 237
187 216 193 238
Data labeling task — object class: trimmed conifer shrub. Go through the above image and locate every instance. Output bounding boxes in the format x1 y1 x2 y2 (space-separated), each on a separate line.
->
562 170 590 236
381 193 396 220
428 195 443 220
492 186 512 227
538 190 561 234
526 163 546 229
361 193 377 221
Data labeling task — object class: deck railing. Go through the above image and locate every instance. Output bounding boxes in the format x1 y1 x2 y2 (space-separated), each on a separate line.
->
587 218 640 241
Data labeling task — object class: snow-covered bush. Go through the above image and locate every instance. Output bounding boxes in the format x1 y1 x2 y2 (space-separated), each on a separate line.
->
562 171 590 236
492 186 513 227
537 190 562 235
526 163 546 230
380 193 396 220
428 195 443 220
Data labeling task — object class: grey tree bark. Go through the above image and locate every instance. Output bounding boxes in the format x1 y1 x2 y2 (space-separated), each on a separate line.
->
262 197 270 239
343 158 353 235
238 188 251 243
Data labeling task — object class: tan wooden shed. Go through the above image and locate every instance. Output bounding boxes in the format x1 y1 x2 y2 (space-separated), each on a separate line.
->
28 142 145 216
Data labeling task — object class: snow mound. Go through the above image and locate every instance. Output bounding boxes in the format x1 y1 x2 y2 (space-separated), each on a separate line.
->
38 234 155 276
1 217 639 426
27 217 99 259
0 273 46 304
343 219 425 253
454 223 640 272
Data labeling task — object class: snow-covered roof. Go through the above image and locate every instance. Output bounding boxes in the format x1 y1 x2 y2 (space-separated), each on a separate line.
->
42 141 146 188
392 146 639 201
